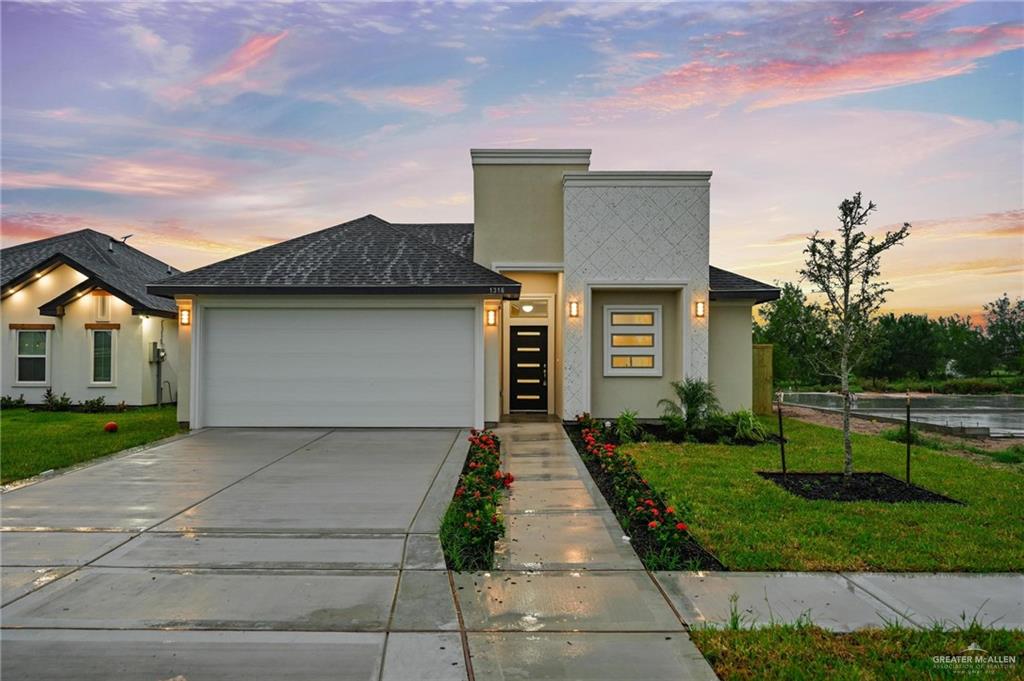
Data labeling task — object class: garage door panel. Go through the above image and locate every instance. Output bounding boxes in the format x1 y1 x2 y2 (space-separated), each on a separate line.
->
201 308 475 427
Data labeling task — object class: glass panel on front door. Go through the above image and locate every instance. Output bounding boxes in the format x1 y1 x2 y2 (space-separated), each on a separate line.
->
510 325 548 412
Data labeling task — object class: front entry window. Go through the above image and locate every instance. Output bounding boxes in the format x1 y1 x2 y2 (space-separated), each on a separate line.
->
604 305 662 377
16 330 47 383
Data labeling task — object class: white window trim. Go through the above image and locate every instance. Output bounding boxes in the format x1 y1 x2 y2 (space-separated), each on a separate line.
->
14 329 50 386
603 304 662 377
89 328 117 387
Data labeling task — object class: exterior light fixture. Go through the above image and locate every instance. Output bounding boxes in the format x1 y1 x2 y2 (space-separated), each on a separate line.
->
486 308 497 326
695 301 706 318
179 307 191 326
521 304 534 313
569 300 579 318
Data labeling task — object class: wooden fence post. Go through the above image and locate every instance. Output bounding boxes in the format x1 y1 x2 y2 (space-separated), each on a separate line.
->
752 344 774 415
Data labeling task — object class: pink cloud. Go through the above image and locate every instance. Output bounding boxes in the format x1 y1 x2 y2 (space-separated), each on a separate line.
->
3 155 231 197
0 213 89 244
199 31 289 88
605 24 1024 112
629 51 665 60
345 79 465 115
900 1 970 24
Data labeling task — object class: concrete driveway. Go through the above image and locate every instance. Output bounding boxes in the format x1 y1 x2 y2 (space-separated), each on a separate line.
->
1 427 469 681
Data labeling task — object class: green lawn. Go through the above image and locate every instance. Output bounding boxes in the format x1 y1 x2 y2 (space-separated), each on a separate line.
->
627 418 1024 571
1 406 181 484
692 625 1024 681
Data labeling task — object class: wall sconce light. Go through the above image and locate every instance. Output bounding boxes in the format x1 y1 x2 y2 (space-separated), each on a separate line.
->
486 308 497 326
695 301 706 318
179 307 191 326
569 300 579 318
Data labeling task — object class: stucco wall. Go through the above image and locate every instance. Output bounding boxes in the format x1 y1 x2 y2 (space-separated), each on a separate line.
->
472 163 588 268
563 175 711 417
708 301 754 412
589 289 681 419
1 264 176 406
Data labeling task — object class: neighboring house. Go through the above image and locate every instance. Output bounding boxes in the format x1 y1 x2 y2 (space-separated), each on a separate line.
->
150 149 779 429
1 230 180 406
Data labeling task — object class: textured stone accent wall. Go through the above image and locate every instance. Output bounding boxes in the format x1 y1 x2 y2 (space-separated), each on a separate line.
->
562 182 710 417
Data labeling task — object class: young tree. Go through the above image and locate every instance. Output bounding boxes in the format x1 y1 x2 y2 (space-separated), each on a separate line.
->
800 193 910 479
983 293 1024 372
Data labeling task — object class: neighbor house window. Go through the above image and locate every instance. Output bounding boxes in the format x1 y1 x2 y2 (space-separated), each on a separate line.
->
604 305 662 377
91 330 114 384
16 330 48 384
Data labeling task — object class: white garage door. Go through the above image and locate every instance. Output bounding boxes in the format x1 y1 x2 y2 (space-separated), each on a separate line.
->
200 307 476 427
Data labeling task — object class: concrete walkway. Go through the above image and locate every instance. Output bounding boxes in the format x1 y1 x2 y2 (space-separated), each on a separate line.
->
475 420 720 680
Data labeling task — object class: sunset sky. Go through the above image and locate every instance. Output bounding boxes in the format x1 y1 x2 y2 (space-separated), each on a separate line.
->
2 1 1021 318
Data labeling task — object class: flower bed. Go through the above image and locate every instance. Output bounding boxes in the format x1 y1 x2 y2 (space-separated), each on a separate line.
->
439 429 514 571
565 415 724 570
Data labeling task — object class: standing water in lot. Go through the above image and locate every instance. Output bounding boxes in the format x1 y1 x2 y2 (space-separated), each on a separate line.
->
782 393 1024 437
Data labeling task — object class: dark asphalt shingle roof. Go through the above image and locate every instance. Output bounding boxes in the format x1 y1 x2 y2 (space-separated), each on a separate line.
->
1 229 180 314
709 265 779 302
148 215 519 297
390 223 474 260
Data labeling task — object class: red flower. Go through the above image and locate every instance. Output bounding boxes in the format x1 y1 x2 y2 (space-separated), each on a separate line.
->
665 506 675 515
675 522 688 531
644 499 655 507
650 508 660 516
648 520 659 529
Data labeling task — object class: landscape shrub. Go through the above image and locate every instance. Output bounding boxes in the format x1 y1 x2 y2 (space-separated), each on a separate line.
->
1 394 26 409
569 414 721 570
78 396 106 413
614 409 640 443
658 378 721 438
731 409 770 443
39 388 72 412
439 429 513 571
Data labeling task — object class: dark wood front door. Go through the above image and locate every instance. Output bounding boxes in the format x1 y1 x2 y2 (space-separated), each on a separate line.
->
509 325 548 412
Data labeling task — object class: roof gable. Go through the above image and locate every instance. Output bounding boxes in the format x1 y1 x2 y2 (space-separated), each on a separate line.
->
149 215 519 297
1 229 180 315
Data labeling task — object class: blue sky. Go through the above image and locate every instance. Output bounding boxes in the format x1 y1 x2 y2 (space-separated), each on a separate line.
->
2 1 1022 316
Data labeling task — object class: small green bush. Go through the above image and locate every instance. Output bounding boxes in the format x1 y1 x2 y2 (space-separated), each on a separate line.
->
78 396 106 413
731 409 770 443
614 409 640 443
1 394 26 409
40 388 72 412
990 445 1024 465
658 378 721 438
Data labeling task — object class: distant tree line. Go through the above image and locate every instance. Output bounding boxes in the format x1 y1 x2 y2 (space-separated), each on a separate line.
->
755 286 1024 388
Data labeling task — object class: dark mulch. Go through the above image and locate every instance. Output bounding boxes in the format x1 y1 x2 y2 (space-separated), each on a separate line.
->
758 472 963 504
564 423 725 570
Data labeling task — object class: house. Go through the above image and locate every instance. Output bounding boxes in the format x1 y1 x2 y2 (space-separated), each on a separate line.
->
1 230 180 406
149 149 779 429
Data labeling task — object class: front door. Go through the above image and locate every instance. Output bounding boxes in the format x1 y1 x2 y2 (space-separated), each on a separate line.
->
509 325 548 412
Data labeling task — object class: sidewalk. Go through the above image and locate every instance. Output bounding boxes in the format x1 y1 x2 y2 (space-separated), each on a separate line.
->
461 420 1024 678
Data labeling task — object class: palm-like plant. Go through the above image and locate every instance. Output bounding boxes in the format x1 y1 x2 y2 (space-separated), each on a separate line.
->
658 378 721 436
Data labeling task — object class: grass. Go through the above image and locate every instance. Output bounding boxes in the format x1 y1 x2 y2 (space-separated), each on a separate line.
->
881 425 1024 466
784 373 1024 394
1 406 181 484
692 624 1024 681
627 418 1024 571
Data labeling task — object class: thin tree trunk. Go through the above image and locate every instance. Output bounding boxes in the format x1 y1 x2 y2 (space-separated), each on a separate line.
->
841 358 853 479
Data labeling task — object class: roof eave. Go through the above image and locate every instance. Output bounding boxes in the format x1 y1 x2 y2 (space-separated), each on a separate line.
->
710 289 781 304
147 284 523 300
